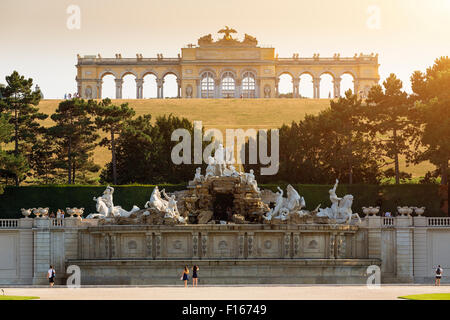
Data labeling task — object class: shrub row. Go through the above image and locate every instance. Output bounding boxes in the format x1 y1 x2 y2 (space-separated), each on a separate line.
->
0 184 443 218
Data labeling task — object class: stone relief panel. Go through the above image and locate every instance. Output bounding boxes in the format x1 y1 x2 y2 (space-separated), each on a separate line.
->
302 234 326 258
208 233 237 258
255 233 283 258
120 234 144 258
163 233 191 258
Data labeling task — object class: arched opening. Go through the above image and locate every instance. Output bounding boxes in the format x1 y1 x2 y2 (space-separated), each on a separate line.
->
319 73 334 99
201 71 215 98
122 73 136 99
278 73 293 98
242 71 256 98
299 73 314 98
221 71 235 98
340 73 355 96
163 73 178 98
143 73 158 99
101 74 115 99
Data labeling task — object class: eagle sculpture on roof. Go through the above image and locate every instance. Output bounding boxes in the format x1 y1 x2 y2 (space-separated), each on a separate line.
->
218 26 237 40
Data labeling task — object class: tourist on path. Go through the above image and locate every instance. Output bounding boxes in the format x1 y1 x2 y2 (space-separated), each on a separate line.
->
192 265 199 287
435 265 443 286
47 265 56 287
181 266 189 288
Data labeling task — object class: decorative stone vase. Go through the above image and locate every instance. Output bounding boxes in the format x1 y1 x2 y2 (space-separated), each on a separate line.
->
32 208 42 218
413 207 425 216
66 207 76 218
39 207 49 218
21 208 32 218
362 207 371 216
369 206 380 216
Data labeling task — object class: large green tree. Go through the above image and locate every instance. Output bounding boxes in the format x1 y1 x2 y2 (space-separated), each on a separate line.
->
366 74 413 184
94 98 135 185
48 99 99 184
410 56 450 185
0 71 46 185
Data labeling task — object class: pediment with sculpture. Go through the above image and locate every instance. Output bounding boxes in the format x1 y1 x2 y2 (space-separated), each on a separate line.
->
197 27 258 47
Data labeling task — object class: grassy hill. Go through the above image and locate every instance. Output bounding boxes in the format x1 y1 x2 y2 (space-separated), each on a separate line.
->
34 98 433 178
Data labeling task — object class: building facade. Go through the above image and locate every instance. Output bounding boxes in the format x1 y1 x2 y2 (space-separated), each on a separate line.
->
76 28 380 99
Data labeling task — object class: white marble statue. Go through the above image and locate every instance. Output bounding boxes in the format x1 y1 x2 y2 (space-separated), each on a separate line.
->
161 189 186 223
87 185 140 219
244 169 260 192
205 156 217 179
214 143 226 176
193 167 204 183
145 186 168 211
264 184 307 221
317 179 361 224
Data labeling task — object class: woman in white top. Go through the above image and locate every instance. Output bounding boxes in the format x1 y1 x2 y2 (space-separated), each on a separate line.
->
47 265 56 287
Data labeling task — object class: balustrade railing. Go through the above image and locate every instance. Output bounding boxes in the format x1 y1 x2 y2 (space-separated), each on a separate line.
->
427 217 450 227
0 219 19 229
382 217 395 227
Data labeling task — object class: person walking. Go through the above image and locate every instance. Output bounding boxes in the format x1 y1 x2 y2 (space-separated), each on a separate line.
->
47 265 56 287
181 265 189 288
435 265 443 286
192 265 199 287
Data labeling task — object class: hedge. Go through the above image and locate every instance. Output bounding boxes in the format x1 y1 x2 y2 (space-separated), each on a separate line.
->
0 184 444 219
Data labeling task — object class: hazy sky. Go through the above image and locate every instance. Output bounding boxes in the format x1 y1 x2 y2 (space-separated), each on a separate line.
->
0 0 449 98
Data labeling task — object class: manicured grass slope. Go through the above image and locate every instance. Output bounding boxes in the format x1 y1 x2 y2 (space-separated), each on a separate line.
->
35 99 433 177
0 296 39 300
399 293 450 300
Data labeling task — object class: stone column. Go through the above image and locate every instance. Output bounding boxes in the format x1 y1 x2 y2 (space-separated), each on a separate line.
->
238 232 245 258
200 232 208 258
214 79 221 98
329 232 336 259
275 78 279 97
333 77 341 98
154 232 162 258
395 216 414 282
337 233 346 258
247 232 255 258
77 79 82 97
115 79 123 99
255 79 260 98
292 233 300 257
177 79 181 98
156 78 164 99
313 77 321 99
354 78 360 96
32 219 51 285
284 232 291 258
145 232 153 258
293 78 300 98
196 79 201 98
192 232 199 259
96 79 102 99
135 78 143 99
110 233 117 258
235 79 242 98
367 215 382 259
413 216 427 281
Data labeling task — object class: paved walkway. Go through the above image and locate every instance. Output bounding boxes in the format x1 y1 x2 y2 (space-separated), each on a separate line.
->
2 285 449 300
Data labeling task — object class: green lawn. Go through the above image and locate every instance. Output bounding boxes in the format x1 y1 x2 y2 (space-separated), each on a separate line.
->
0 296 40 300
399 293 450 300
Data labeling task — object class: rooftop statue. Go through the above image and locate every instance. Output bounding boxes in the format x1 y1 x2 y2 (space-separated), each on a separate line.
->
218 26 237 40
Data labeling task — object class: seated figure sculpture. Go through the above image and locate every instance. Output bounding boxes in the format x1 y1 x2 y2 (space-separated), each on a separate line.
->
87 185 140 218
161 189 186 223
193 167 204 183
264 185 308 221
145 186 168 212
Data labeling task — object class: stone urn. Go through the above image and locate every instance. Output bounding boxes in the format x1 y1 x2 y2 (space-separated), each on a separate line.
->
32 208 42 218
66 207 78 218
362 207 371 216
74 208 84 219
39 207 49 218
397 206 413 216
413 207 425 216
21 208 32 218
369 206 380 216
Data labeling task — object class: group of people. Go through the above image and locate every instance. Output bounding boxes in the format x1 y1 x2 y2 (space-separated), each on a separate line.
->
180 265 199 288
48 209 66 219
63 92 80 100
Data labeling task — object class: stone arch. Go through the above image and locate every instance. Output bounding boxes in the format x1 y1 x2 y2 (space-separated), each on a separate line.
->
99 69 119 80
319 71 335 98
219 68 238 79
299 72 314 98
200 70 215 98
162 69 181 80
120 70 138 79
340 71 357 96
276 70 295 78
277 71 294 97
199 68 217 80
220 70 236 98
240 68 258 79
122 73 137 99
100 73 116 99
140 69 159 79
241 71 257 98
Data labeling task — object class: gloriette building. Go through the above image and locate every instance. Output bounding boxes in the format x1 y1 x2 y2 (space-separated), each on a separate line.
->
76 27 380 99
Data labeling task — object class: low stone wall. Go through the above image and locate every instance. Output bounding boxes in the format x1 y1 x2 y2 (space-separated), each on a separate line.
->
67 258 380 285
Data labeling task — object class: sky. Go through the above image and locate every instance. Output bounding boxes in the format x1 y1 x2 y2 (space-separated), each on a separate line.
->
0 0 449 98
